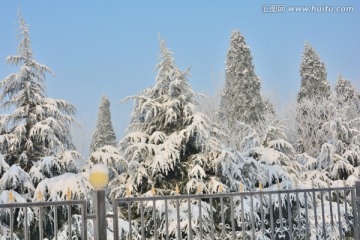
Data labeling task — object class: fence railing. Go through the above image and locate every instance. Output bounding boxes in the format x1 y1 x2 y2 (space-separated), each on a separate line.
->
0 200 87 239
1 184 360 240
113 186 358 240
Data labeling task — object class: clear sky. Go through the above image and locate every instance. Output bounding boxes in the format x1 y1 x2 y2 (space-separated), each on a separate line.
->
0 1 359 157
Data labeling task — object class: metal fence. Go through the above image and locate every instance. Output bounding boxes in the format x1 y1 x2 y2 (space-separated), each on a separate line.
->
113 186 358 240
0 200 87 239
1 184 360 240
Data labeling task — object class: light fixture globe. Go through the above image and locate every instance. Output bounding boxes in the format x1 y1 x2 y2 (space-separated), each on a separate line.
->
89 164 109 190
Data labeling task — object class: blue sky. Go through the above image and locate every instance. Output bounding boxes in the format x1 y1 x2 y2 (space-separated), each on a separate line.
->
0 1 359 156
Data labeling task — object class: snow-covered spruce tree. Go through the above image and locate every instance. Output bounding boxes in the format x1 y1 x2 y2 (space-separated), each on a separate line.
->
297 43 331 102
90 96 117 153
0 11 77 172
217 30 266 130
109 39 246 238
335 75 360 120
0 12 85 240
296 43 331 156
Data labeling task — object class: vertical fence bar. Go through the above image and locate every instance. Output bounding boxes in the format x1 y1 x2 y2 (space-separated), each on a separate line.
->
304 193 310 239
352 188 359 240
10 207 13 240
250 194 255 239
128 201 131 240
230 196 235 240
241 195 245 237
320 191 326 239
81 201 87 240
260 194 265 237
286 193 293 240
188 198 192 240
113 200 119 240
165 199 169 240
344 189 349 225
329 190 334 227
67 204 71 239
278 192 283 233
199 198 202 240
312 190 318 235
336 190 343 240
209 197 215 240
153 200 157 240
24 207 28 240
220 197 225 237
54 206 58 240
140 200 145 240
39 207 43 240
270 194 274 240
296 192 301 238
176 198 180 240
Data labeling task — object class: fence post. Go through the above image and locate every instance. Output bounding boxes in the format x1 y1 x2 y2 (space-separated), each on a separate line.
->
89 164 109 240
355 181 360 240
93 190 107 240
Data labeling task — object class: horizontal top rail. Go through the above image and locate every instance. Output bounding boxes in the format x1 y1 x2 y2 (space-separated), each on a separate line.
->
0 200 86 208
114 186 354 202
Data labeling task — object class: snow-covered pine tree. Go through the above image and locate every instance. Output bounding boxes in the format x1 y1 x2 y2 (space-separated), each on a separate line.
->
296 43 331 156
239 118 304 191
297 43 331 102
0 11 76 172
217 30 266 130
317 96 360 182
296 97 331 156
90 96 117 153
335 75 360 120
109 38 246 238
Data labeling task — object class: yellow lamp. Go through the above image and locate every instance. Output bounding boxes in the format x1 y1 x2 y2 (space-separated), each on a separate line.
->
89 164 109 190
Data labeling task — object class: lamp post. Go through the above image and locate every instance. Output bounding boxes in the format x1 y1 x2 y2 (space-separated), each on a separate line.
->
89 164 109 240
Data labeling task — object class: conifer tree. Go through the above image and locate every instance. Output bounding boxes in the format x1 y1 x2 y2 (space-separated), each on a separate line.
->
296 43 331 156
335 75 360 120
90 96 117 153
111 38 244 196
217 30 265 130
297 43 331 102
109 38 245 238
0 11 76 171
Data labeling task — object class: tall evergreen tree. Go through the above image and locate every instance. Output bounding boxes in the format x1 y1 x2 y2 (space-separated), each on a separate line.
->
296 43 331 156
0 11 76 171
109 39 245 238
90 96 116 152
335 75 360 120
297 43 331 102
217 30 265 130
111 38 243 197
